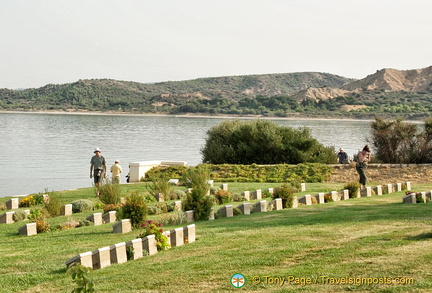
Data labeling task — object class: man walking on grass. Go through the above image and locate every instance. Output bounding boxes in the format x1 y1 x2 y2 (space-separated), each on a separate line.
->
90 148 106 187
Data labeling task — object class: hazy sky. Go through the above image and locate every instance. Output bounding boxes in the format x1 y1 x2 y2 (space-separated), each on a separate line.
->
1 0 431 89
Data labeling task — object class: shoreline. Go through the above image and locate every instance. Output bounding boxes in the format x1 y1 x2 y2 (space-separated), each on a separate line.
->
0 109 380 122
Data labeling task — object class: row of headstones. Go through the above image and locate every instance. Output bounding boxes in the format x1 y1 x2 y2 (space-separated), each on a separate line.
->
64 224 196 270
207 182 412 219
0 204 74 225
293 182 411 207
403 191 432 203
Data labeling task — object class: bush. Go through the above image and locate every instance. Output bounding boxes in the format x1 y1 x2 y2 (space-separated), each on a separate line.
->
13 210 27 222
119 191 148 228
201 119 337 164
28 208 48 221
97 178 122 205
103 203 121 214
273 183 296 208
138 220 170 251
344 182 361 198
146 173 174 201
71 199 95 213
77 219 94 227
171 190 186 200
214 190 233 205
35 219 51 233
182 167 214 221
233 207 242 216
324 193 333 203
44 191 63 217
158 211 186 226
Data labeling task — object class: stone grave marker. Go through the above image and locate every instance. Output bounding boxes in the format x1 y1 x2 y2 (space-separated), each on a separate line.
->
185 210 194 223
155 193 165 202
373 185 382 196
331 191 339 201
168 179 179 185
298 194 312 205
405 182 411 191
92 246 111 270
102 211 117 223
221 183 228 191
110 242 127 264
301 183 306 192
61 204 73 216
360 187 372 197
251 189 262 200
394 183 402 192
183 224 196 243
0 212 15 224
6 198 19 210
314 193 325 204
267 188 274 195
341 190 349 200
113 219 132 234
126 238 143 260
272 198 283 210
18 223 37 236
142 234 158 255
174 201 182 211
170 227 184 247
237 202 250 215
402 193 416 204
252 201 267 213
386 184 393 194
86 213 103 226
242 191 250 201
426 191 432 200
218 205 233 218
207 180 214 187
209 207 215 220
65 251 93 269
292 196 298 208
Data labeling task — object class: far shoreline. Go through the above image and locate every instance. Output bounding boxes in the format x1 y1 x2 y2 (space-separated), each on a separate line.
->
0 109 382 122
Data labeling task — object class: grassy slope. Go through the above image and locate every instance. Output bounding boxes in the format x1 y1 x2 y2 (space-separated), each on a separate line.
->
1 183 432 293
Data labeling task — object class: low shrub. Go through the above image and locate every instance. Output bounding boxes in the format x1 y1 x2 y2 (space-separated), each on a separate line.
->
119 191 148 228
273 183 296 208
92 201 104 210
44 191 63 217
214 190 233 205
324 193 333 203
35 219 51 233
97 178 122 205
344 182 361 198
13 210 27 222
0 203 6 211
66 263 95 293
171 190 186 200
146 173 174 201
232 193 246 202
158 211 186 225
71 199 95 213
28 208 47 221
233 207 242 216
78 219 94 227
103 203 122 214
138 220 170 251
58 220 80 230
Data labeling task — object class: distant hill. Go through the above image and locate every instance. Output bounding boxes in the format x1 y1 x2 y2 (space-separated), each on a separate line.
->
1 66 432 118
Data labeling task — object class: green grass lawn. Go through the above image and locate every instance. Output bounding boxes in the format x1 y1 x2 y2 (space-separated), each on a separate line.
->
1 182 432 292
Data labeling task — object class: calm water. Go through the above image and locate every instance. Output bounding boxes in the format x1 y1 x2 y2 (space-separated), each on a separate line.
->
0 112 372 197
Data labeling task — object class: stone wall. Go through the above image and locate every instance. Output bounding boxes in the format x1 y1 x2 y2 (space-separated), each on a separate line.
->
328 163 432 184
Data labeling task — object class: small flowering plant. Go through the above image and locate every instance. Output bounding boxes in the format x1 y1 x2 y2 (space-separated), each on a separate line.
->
138 220 170 251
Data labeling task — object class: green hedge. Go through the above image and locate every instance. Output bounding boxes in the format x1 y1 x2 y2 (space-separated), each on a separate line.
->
143 163 332 183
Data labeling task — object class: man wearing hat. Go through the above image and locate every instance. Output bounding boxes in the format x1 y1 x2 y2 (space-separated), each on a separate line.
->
110 159 122 184
90 148 107 187
337 148 349 164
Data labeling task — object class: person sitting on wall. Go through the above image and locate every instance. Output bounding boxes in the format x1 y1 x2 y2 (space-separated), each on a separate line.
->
337 148 349 164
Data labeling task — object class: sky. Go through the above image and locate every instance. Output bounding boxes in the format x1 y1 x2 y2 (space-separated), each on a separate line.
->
1 0 431 89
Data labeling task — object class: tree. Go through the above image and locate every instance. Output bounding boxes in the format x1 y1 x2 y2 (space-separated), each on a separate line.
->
201 119 336 164
370 117 432 163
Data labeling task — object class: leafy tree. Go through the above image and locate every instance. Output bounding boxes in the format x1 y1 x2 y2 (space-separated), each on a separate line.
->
182 167 214 221
201 119 336 164
370 117 432 163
